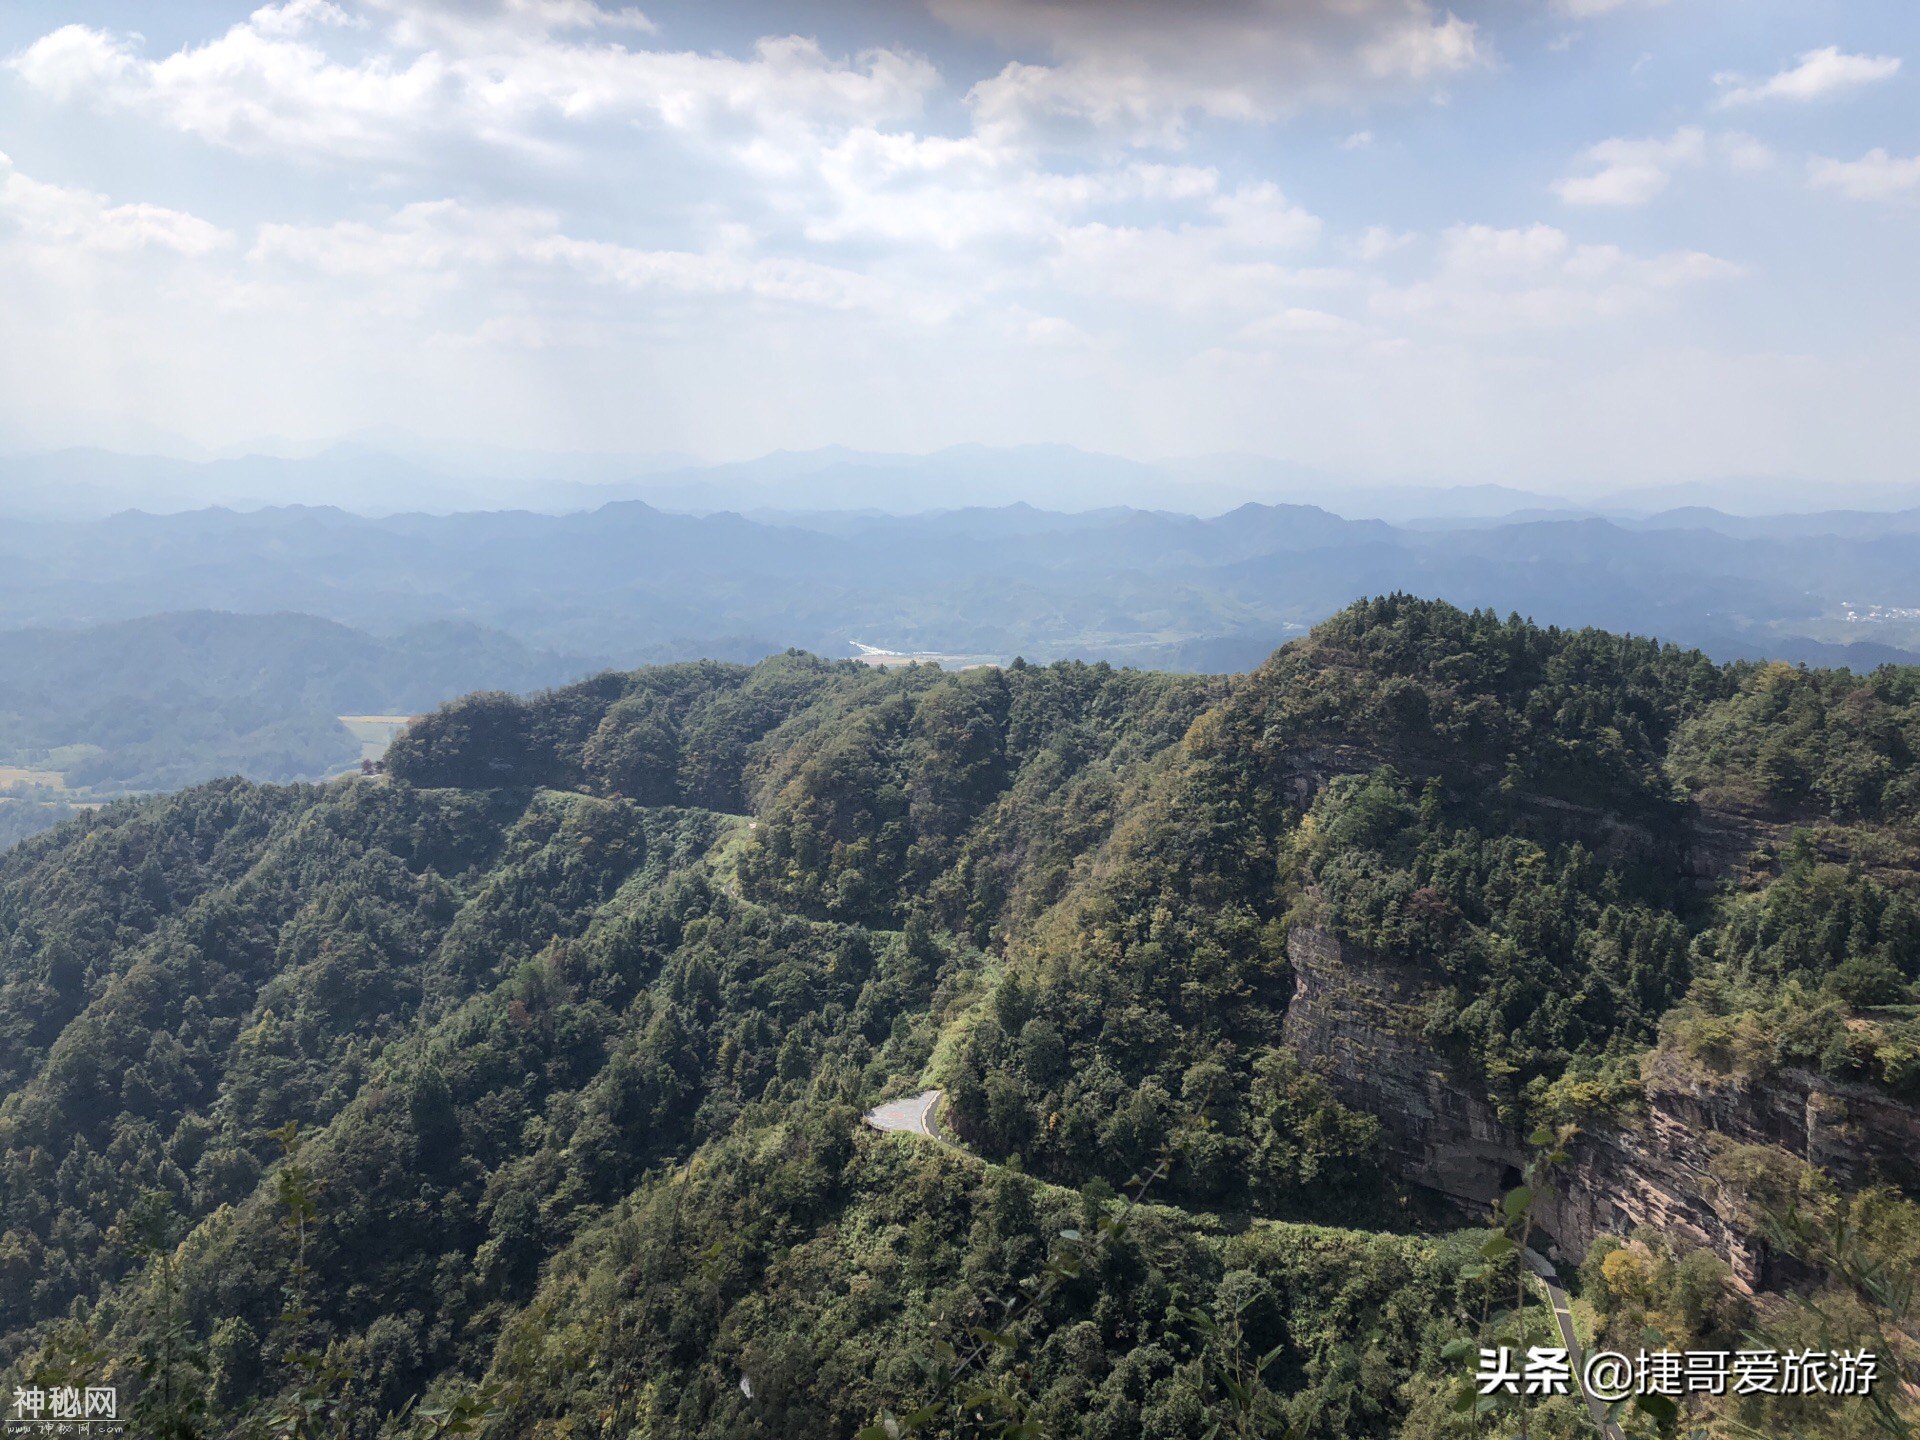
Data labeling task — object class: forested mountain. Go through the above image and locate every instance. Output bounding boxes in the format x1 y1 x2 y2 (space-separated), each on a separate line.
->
1 600 1917 1438
5 498 1919 857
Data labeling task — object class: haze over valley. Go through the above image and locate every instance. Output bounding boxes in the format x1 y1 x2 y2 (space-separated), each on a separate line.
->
7 446 1920 848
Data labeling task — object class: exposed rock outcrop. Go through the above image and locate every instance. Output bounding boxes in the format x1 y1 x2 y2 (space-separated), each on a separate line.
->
1283 922 1919 1290
1281 922 1515 1209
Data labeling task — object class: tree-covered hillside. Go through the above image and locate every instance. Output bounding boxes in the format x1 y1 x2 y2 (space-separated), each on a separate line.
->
1 599 1915 1438
10 495 1920 857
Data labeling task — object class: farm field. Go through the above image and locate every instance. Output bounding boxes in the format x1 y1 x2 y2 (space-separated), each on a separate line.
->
0 766 65 791
848 641 1001 670
338 715 417 764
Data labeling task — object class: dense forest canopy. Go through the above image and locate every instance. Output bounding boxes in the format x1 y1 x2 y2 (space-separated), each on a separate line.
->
1 596 1916 1438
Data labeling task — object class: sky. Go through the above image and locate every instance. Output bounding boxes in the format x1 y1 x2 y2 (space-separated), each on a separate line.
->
0 0 1913 493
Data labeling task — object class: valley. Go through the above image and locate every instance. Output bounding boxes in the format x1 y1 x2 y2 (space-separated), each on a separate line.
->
7 495 1920 860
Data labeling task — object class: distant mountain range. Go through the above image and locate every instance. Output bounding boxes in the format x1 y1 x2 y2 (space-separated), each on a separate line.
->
5 490 1920 847
6 439 1915 522
3 496 1918 668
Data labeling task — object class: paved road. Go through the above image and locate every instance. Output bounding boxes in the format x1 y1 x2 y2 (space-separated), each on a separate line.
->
864 1088 941 1137
860 1099 1615 1436
1526 1248 1625 1440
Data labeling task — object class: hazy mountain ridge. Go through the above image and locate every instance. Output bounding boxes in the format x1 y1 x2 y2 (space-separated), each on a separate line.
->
3 496 1916 669
10 440 1916 523
3 495 1919 852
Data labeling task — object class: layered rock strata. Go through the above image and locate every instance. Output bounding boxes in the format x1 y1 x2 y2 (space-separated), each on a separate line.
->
1283 922 1918 1289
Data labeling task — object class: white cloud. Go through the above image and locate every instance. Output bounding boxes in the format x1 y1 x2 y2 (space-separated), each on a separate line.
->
1720 132 1776 172
1550 0 1671 16
1014 311 1093 347
1809 148 1920 201
1372 223 1740 333
1355 225 1415 261
252 198 935 318
1049 225 1335 316
1553 128 1774 206
1015 178 1327 319
6 24 137 102
366 0 657 44
1 4 1331 357
248 1 364 39
1236 307 1362 344
799 130 1206 247
1206 182 1321 249
11 22 454 161
0 1 1888 484
933 0 1485 145
7 12 938 166
0 151 233 256
1715 46 1901 107
1554 127 1705 206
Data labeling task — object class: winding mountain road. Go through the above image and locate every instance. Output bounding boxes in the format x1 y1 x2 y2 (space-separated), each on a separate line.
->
863 1088 942 1138
1526 1248 1625 1440
860 1095 1618 1439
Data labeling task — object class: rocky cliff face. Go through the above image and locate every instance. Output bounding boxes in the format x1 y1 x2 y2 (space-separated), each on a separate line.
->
1283 922 1919 1290
1281 923 1516 1209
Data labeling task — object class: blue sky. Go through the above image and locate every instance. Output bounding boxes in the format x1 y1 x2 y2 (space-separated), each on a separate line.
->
0 0 1913 494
